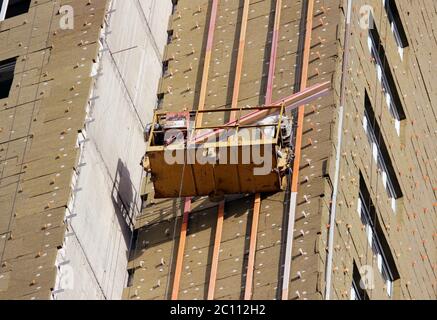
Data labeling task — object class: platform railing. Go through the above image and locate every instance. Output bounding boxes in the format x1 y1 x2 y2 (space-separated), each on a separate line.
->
147 105 286 150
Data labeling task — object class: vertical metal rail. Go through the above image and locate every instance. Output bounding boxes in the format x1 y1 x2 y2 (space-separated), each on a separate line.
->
201 0 222 301
265 0 282 106
229 0 251 121
281 0 314 300
203 0 251 300
196 0 220 127
244 193 262 299
244 0 282 300
207 201 225 299
325 0 352 300
171 198 191 300
171 0 220 300
207 0 250 300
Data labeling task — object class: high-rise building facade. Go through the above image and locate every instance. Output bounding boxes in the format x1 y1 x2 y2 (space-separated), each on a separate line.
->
0 0 435 301
124 0 436 300
0 0 171 299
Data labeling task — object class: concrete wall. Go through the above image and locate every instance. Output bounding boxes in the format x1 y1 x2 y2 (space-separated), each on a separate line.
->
53 0 172 300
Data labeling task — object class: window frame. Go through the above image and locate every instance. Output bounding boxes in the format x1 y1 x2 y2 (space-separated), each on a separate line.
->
363 112 399 202
362 92 403 210
358 173 399 298
367 14 406 136
0 0 7 21
0 56 17 99
351 262 370 300
382 0 409 57
0 0 31 21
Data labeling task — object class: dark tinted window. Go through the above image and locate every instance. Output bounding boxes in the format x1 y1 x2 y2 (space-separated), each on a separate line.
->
358 172 400 297
368 19 406 121
5 0 31 19
364 91 403 199
384 0 409 48
352 262 370 300
0 57 17 99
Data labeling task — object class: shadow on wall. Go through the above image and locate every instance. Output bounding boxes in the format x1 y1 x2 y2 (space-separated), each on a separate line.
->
111 159 139 247
127 194 262 299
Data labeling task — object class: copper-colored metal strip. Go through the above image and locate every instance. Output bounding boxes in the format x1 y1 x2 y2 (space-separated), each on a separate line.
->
171 0 221 300
282 0 315 300
196 0 220 127
171 197 192 300
206 0 250 300
229 0 251 121
207 201 225 300
196 0 223 301
244 0 282 300
244 194 261 300
291 0 313 193
265 0 282 106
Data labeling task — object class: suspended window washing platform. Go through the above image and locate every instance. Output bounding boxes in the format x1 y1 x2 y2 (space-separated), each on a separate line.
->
143 81 331 200
143 105 292 199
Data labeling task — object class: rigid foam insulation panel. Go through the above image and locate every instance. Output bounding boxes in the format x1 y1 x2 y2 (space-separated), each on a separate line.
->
0 0 110 299
127 0 437 300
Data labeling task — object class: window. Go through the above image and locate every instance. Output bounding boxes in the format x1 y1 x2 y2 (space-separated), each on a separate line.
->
162 60 170 77
0 57 17 99
351 262 370 300
167 30 174 44
363 91 403 212
127 269 135 287
0 0 5 20
367 16 406 135
383 0 409 58
0 0 31 20
357 173 400 297
156 93 164 109
171 0 178 15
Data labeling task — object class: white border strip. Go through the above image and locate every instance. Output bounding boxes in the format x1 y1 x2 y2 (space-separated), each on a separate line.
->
0 0 9 21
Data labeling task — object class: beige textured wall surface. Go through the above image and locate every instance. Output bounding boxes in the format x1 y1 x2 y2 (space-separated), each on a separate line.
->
125 0 341 300
323 0 437 300
0 0 109 299
126 0 436 300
